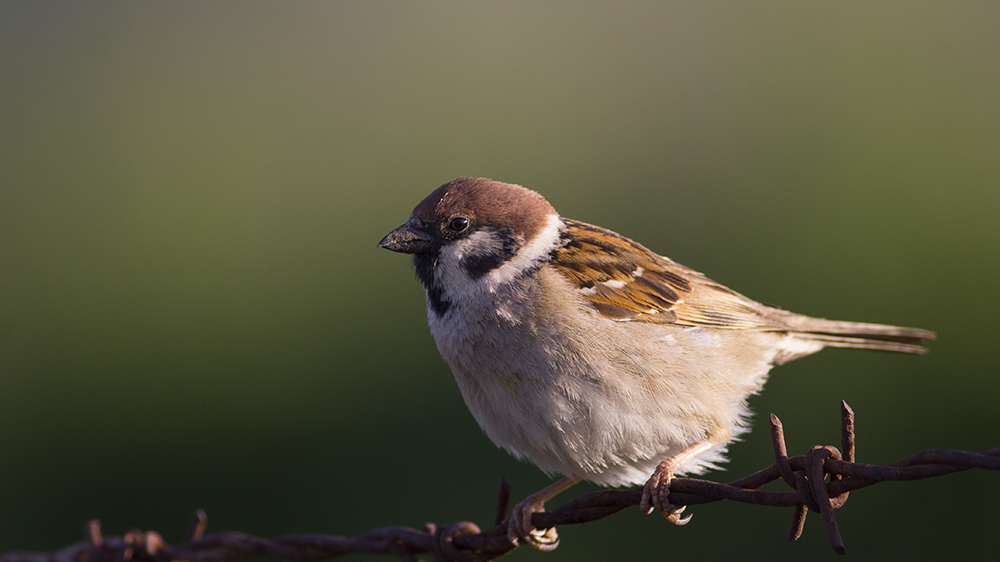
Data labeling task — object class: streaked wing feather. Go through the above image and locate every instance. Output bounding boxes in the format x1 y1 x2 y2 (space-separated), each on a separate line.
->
551 220 776 329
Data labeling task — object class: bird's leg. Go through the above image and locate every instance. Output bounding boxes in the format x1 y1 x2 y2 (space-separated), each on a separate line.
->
640 439 716 524
508 475 581 550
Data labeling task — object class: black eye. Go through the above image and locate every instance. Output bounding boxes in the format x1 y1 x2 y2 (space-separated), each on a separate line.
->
449 216 470 232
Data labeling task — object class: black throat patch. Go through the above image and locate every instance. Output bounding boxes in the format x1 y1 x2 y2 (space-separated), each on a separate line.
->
413 252 450 316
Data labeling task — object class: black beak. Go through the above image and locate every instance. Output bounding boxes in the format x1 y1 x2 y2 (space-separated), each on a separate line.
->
378 221 432 254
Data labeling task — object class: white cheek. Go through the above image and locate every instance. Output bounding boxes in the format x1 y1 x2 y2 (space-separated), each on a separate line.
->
433 215 563 302
434 235 482 298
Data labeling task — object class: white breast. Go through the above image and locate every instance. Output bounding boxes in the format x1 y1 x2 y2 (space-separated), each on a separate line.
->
424 220 780 486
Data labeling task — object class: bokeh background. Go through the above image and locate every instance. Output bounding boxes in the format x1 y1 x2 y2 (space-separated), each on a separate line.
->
2 2 998 560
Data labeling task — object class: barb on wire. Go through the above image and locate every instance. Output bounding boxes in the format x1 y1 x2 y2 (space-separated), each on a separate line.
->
2 401 998 562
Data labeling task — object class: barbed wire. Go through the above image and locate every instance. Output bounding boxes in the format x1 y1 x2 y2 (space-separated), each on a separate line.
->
3 401 998 562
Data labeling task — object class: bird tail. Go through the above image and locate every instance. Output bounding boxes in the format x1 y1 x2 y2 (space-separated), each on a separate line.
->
770 310 936 355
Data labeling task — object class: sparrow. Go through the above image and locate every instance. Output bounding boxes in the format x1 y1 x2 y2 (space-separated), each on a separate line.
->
377 177 934 549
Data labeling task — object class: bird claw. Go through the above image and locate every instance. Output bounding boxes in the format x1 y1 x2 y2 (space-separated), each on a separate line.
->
508 497 560 551
640 462 693 525
505 476 579 551
663 505 692 525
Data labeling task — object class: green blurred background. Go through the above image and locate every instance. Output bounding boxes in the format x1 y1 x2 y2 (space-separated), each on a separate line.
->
1 2 998 560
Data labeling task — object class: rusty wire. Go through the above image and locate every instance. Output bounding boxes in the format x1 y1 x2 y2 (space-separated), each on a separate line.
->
2 401 998 562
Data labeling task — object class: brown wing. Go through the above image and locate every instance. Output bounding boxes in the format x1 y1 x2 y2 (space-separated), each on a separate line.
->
550 220 781 330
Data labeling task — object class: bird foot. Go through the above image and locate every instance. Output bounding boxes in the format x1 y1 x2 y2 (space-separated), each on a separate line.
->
640 461 693 525
506 476 580 551
508 495 560 551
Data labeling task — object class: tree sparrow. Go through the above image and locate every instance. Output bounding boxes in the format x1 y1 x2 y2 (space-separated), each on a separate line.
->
378 177 934 549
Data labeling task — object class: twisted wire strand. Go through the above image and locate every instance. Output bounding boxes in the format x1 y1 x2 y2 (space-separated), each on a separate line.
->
3 401 997 562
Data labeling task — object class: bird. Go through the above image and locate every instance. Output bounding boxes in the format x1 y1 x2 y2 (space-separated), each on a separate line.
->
377 177 935 549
